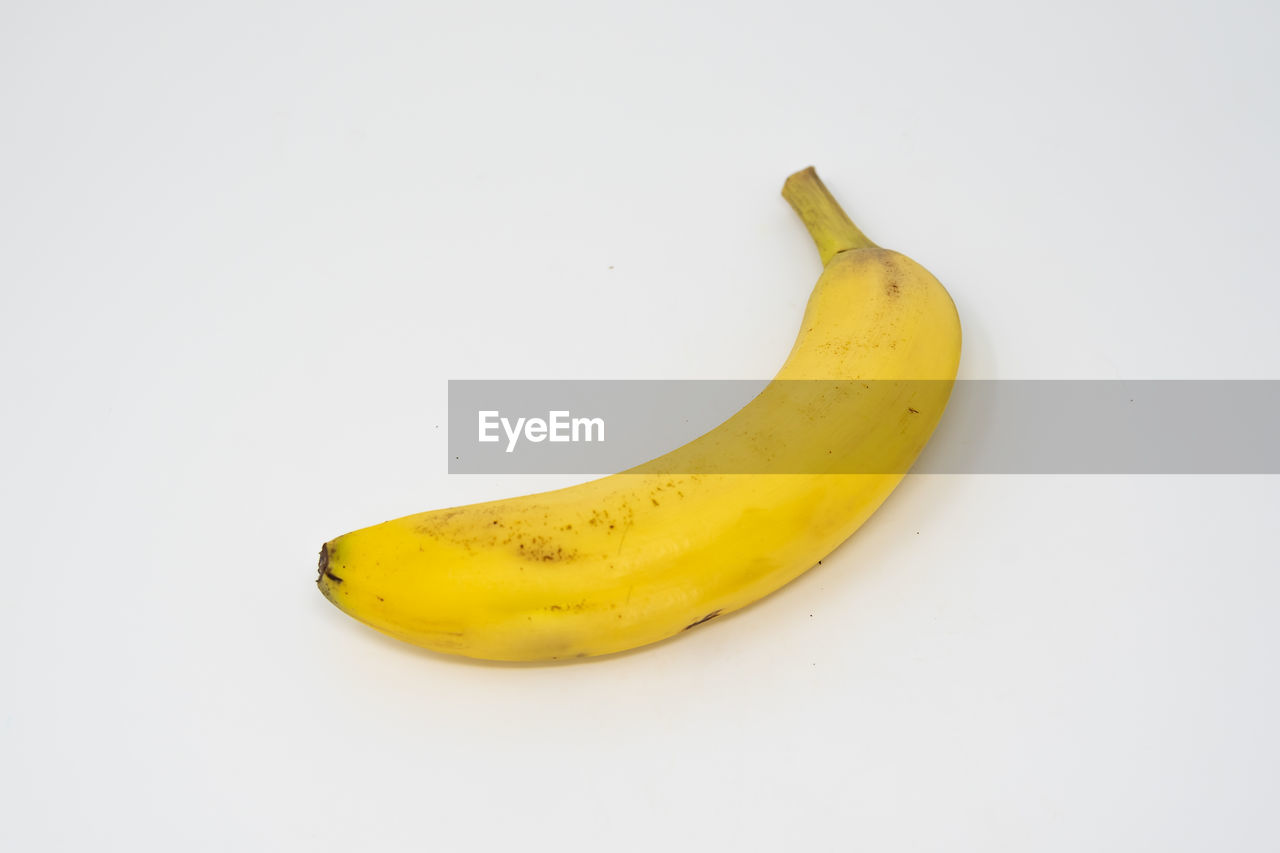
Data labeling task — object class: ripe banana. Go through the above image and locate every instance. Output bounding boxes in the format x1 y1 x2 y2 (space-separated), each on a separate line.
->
317 167 962 661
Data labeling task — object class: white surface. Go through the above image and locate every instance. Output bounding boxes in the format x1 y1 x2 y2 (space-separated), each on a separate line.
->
2 1 1278 850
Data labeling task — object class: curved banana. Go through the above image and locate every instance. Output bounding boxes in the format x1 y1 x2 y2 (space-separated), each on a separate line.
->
317 167 962 661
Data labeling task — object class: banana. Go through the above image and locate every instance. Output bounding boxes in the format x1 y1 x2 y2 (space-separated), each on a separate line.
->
317 167 962 661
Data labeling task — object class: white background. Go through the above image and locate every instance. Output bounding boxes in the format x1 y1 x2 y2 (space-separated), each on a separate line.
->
2 1 1278 850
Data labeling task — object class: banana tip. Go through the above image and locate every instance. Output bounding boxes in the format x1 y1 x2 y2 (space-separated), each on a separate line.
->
782 165 818 193
317 543 343 587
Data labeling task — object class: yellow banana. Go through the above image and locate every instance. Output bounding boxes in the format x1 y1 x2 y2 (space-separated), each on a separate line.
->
317 167 962 661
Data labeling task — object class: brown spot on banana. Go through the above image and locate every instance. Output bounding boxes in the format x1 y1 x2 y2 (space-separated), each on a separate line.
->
683 610 722 631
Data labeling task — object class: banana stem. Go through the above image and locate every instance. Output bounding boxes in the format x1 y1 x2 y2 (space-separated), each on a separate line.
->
782 167 877 264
